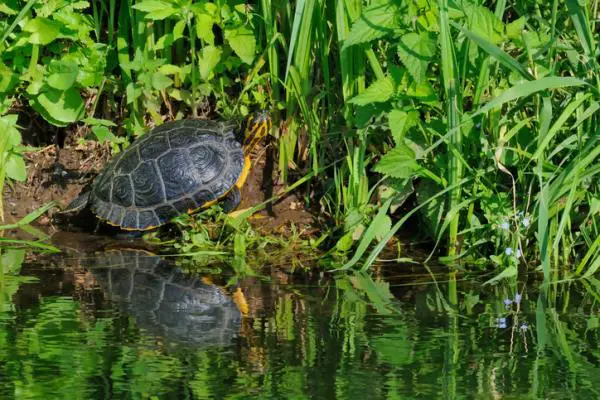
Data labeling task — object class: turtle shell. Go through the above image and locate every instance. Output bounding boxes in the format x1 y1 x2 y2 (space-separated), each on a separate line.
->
89 119 244 230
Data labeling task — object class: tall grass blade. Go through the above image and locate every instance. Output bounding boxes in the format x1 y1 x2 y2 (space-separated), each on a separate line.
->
438 0 462 257
565 0 595 57
473 77 589 117
450 21 534 81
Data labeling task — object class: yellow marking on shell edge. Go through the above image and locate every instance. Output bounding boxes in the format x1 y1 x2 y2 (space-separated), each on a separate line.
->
98 214 159 231
235 156 252 189
201 276 214 285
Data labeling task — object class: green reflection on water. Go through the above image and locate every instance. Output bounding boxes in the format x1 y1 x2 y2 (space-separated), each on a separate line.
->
1 250 600 399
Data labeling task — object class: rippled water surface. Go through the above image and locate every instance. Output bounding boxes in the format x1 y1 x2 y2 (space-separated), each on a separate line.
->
1 246 600 399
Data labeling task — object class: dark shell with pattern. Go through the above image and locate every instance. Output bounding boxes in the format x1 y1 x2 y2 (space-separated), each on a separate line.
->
89 119 244 230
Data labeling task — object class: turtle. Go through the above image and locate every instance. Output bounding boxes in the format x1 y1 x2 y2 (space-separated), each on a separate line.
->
54 112 271 231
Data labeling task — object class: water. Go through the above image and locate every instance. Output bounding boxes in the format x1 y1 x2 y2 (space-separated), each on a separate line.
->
1 245 600 399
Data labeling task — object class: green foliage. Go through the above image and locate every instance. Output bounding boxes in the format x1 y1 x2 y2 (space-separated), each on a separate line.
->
1 0 599 276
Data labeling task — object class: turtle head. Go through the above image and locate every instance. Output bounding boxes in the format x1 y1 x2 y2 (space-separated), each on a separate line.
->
242 110 271 153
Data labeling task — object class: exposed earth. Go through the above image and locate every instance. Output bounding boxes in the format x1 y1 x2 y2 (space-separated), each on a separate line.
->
2 125 316 238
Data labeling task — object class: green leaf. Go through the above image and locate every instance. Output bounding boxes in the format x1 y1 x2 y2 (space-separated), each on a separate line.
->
132 0 177 19
23 17 61 45
151 71 173 90
343 2 397 50
31 87 85 126
196 13 215 44
397 31 437 83
406 79 438 104
47 60 79 91
174 20 186 41
506 17 526 40
224 26 256 64
0 62 18 93
373 144 419 179
91 126 114 142
450 21 534 81
5 154 26 182
348 77 394 106
132 0 172 12
198 45 222 80
0 0 19 15
388 109 419 145
192 3 217 45
82 117 117 127
462 4 504 44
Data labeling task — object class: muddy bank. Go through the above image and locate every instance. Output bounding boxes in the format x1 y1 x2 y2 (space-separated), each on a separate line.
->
2 137 316 237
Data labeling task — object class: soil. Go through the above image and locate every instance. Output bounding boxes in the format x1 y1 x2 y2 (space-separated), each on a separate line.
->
2 133 316 238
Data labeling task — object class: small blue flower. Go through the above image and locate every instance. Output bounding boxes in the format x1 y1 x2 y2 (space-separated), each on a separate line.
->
514 293 522 304
500 221 510 230
497 317 507 328
522 217 530 227
504 298 513 307
505 247 513 256
520 323 528 332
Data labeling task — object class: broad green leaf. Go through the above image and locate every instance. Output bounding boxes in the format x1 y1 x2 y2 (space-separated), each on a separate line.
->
31 87 85 126
132 0 172 11
0 62 18 93
397 32 437 83
151 71 173 90
5 154 26 182
174 20 186 41
0 117 21 149
82 117 117 127
506 17 526 40
225 26 256 65
91 126 115 142
198 45 222 80
348 77 394 105
132 0 177 20
462 4 504 44
23 17 61 45
158 64 181 75
47 60 79 91
145 8 177 20
343 2 396 50
388 109 419 145
406 79 438 104
473 77 588 117
196 14 215 44
373 144 419 179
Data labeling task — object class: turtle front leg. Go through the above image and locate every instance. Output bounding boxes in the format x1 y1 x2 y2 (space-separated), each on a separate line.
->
222 187 241 213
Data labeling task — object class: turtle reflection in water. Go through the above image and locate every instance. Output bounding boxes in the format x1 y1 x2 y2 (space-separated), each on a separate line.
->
88 250 241 347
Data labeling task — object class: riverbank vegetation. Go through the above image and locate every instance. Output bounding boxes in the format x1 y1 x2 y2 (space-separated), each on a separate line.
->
1 0 599 278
